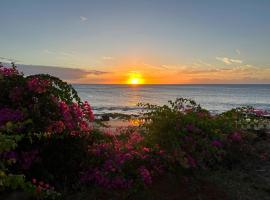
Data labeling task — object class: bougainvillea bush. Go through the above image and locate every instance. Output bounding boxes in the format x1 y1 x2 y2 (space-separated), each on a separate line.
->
0 64 94 198
0 64 166 198
0 64 94 135
139 98 250 171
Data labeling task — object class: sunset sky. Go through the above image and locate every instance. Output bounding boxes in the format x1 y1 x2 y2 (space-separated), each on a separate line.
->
1 0 270 84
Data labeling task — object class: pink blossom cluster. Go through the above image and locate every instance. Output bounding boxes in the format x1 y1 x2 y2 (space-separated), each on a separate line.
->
185 124 201 133
186 155 196 168
211 140 223 148
138 166 152 185
82 101 95 122
32 178 55 193
1 65 95 136
54 101 94 135
81 132 165 188
27 77 51 94
229 132 242 142
167 122 228 169
46 120 65 134
0 65 20 76
250 109 269 117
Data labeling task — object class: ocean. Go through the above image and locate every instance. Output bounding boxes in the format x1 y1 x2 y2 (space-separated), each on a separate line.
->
74 84 270 115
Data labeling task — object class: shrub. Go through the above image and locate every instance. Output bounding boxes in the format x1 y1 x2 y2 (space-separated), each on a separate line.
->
0 133 61 199
0 63 94 196
139 98 244 170
0 63 94 135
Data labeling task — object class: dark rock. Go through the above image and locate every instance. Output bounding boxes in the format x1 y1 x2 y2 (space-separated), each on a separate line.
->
101 114 110 121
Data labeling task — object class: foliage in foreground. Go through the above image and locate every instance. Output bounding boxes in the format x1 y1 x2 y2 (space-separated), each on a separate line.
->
139 98 249 171
0 64 93 199
0 64 267 199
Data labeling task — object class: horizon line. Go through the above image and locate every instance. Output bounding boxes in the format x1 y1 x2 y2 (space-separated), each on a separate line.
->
71 83 270 85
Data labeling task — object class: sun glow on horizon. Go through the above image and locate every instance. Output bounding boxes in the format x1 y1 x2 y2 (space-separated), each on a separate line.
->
127 72 144 85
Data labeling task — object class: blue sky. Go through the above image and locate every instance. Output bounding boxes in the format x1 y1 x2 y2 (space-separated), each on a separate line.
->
1 0 270 83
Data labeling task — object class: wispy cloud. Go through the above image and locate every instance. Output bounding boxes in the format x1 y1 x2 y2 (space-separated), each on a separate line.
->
159 65 173 69
43 49 55 54
230 59 243 64
0 56 20 63
216 57 243 64
142 63 170 70
193 60 214 67
236 49 241 55
102 56 114 60
43 49 75 57
80 16 88 21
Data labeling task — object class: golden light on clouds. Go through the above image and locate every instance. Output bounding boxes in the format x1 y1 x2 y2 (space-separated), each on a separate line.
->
127 71 144 84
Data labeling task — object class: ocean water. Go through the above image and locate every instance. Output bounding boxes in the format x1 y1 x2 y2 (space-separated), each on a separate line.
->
73 84 270 115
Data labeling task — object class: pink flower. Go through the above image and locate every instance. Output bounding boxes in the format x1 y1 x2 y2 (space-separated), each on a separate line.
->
82 101 94 121
211 140 223 148
187 155 196 168
230 132 242 142
0 66 20 76
27 77 50 94
139 166 152 185
47 120 65 134
185 124 200 133
71 103 83 118
57 100 94 134
70 131 80 136
39 181 44 186
143 147 150 152
32 178 37 184
79 120 91 132
251 109 268 117
36 185 42 193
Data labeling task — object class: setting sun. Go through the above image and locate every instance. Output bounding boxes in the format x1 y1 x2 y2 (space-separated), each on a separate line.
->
130 78 140 84
127 72 144 85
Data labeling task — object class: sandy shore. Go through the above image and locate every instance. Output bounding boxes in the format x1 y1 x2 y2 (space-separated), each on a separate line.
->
95 118 142 134
103 119 134 128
